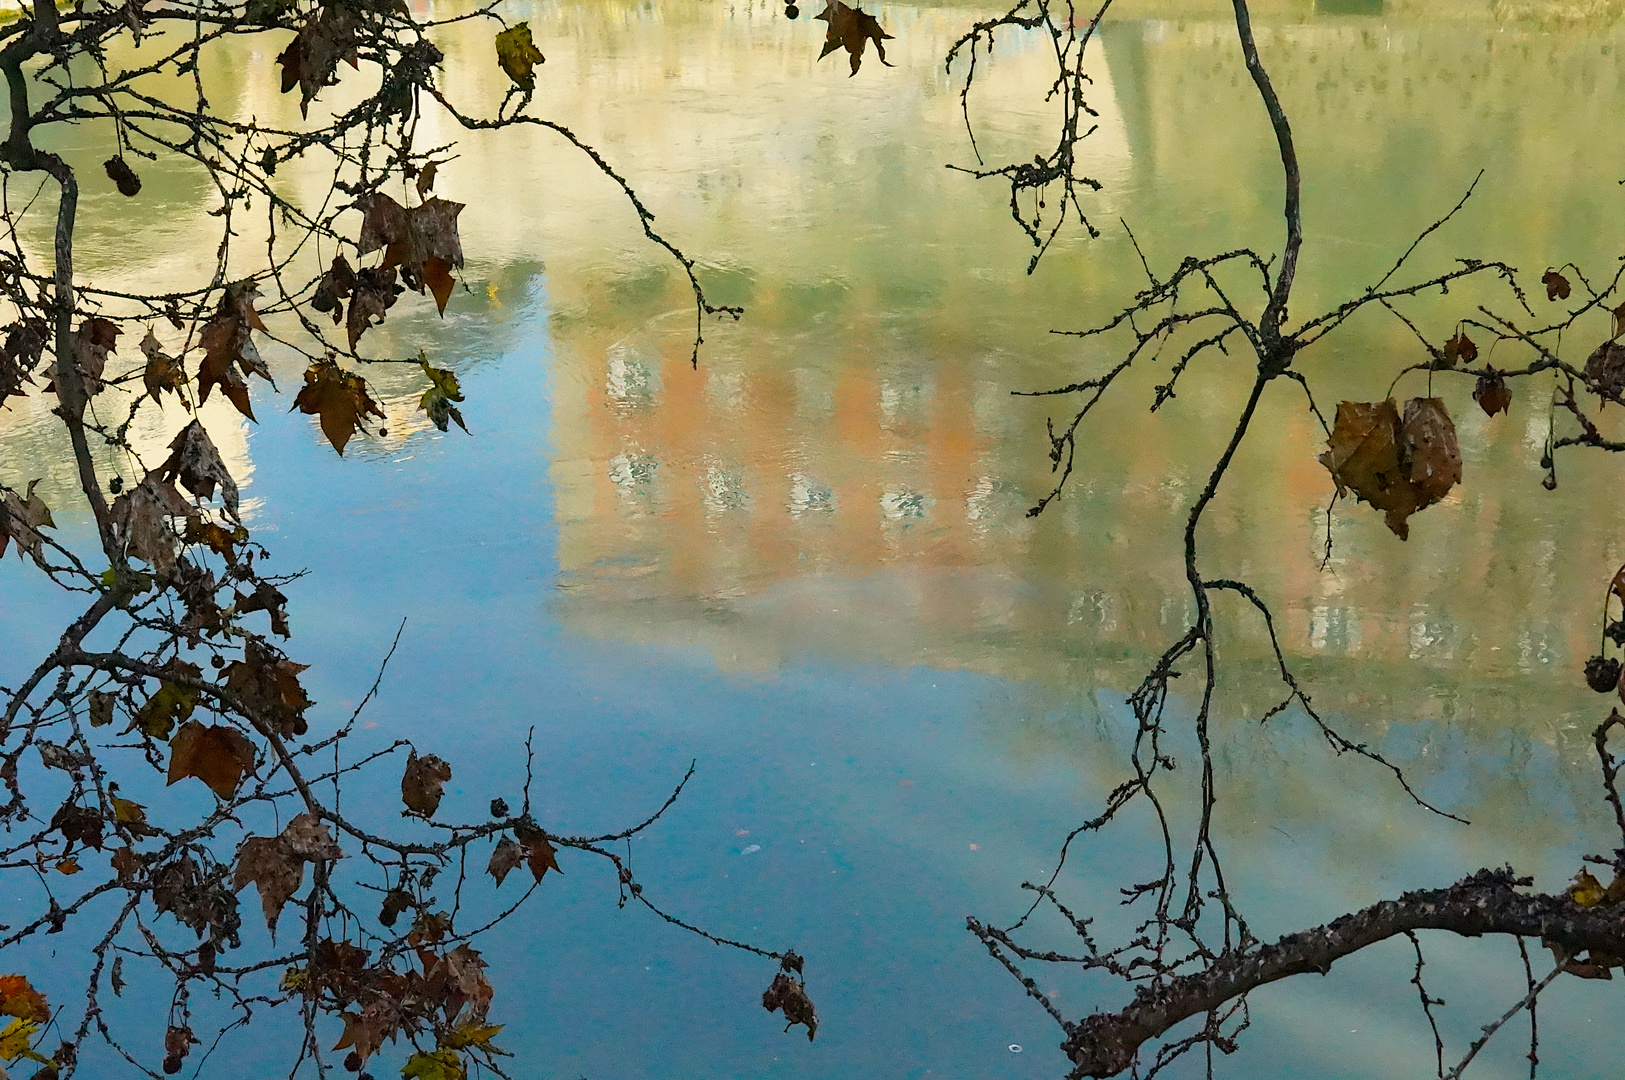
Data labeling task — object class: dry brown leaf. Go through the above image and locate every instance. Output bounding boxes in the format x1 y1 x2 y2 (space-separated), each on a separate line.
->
1473 373 1512 417
487 837 522 886
167 720 256 799
761 971 818 1040
815 0 892 75
1586 340 1625 403
111 476 195 573
277 6 360 117
159 420 239 519
233 835 304 934
222 639 312 737
140 330 188 406
0 480 54 562
345 266 401 351
281 812 342 861
1400 397 1461 505
1543 268 1573 301
291 358 384 454
401 750 452 817
1318 398 1460 540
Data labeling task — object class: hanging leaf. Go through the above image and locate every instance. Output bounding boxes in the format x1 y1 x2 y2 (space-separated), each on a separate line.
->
486 837 522 886
356 193 466 316
401 750 452 817
1317 398 1460 540
0 480 54 562
815 0 892 76
1543 269 1572 301
345 266 402 350
1441 332 1476 367
1570 868 1606 907
158 420 239 519
309 254 355 326
222 639 313 738
196 281 269 421
1585 340 1625 403
104 156 142 197
130 658 203 739
402 1049 466 1080
140 330 188 406
761 971 818 1040
277 5 361 117
418 353 467 433
233 835 304 934
110 475 195 574
167 720 256 799
1473 373 1511 416
291 357 384 454
494 23 545 91
415 161 438 200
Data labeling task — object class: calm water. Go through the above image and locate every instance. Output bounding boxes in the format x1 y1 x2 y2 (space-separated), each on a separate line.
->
4 0 1625 1076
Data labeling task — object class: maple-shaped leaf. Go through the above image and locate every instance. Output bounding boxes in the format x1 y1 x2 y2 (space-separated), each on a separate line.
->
1473 373 1512 417
159 420 239 519
277 5 361 117
1543 268 1572 301
184 518 249 562
418 353 467 433
346 266 402 351
415 161 439 200
71 316 119 396
110 475 195 574
441 1022 502 1052
281 811 343 861
357 194 466 316
487 837 522 886
236 579 291 638
0 977 48 1025
111 846 142 883
222 638 313 738
0 480 54 563
0 329 36 407
140 330 188 407
401 750 452 817
167 720 256 799
233 835 304 934
513 821 561 882
310 254 355 326
128 657 203 740
291 357 383 454
1441 332 1476 367
815 0 892 76
0 1017 45 1065
495 22 545 90
332 1003 398 1066
196 281 269 421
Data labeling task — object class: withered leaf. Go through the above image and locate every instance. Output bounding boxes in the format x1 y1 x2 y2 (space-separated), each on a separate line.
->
67 316 119 396
1318 398 1461 540
418 353 467 433
1586 340 1625 403
333 1004 398 1066
359 194 465 316
310 254 355 325
233 835 303 934
197 281 270 422
0 480 55 562
486 837 522 887
815 0 892 76
1473 373 1512 417
345 266 402 350
0 976 49 1025
111 847 142 883
131 659 203 740
494 22 545 90
379 888 411 927
442 944 494 1018
104 156 142 197
291 357 383 454
159 420 239 519
401 750 452 817
236 580 291 638
111 476 194 574
280 812 342 861
88 689 115 728
523 834 560 882
37 742 90 772
1543 268 1572 302
50 802 104 851
1441 332 1476 367
167 720 256 799
761 971 818 1040
1400 397 1461 506
415 161 438 200
222 639 312 738
140 331 188 406
277 6 360 117
1613 301 1625 342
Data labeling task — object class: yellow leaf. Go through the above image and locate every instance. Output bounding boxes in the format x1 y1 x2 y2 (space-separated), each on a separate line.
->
112 796 146 824
441 1022 502 1050
1571 869 1606 907
401 1048 465 1080
0 1017 45 1063
494 23 545 91
55 857 80 875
